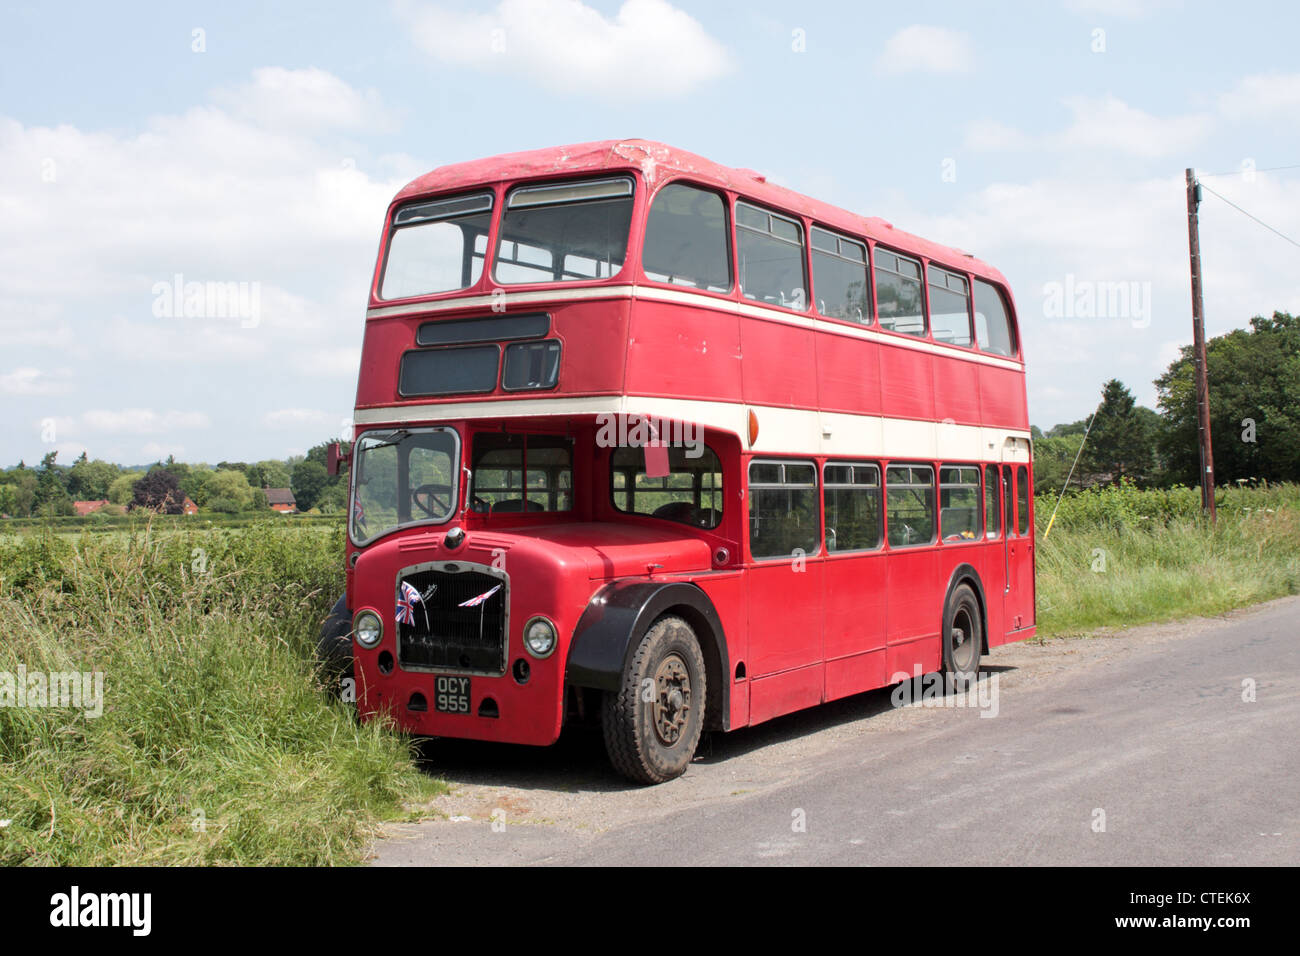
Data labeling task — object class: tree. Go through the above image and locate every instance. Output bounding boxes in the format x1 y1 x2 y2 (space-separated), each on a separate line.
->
180 467 215 506
291 460 329 512
108 473 141 505
67 455 121 500
131 468 185 514
1079 379 1158 485
35 451 74 515
1156 311 1300 485
255 459 292 489
206 469 255 511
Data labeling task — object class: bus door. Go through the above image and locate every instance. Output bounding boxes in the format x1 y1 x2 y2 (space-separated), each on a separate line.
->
1007 464 1035 631
981 463 1007 642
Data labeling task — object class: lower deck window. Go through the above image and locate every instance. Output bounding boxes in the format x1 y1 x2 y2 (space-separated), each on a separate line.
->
823 461 882 552
749 460 818 559
470 433 572 513
611 445 723 529
886 464 935 547
940 465 982 541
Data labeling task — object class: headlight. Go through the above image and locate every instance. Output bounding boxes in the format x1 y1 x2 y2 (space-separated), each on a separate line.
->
354 610 383 649
523 616 557 658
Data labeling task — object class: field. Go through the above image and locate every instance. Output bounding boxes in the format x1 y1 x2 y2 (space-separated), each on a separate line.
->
2 484 1298 865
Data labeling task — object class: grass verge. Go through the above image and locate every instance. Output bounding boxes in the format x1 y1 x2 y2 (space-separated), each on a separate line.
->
0 521 441 866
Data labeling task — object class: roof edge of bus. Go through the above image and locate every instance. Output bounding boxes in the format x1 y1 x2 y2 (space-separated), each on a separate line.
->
392 139 1008 286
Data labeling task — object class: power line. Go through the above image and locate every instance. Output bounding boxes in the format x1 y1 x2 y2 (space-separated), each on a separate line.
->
1197 180 1300 251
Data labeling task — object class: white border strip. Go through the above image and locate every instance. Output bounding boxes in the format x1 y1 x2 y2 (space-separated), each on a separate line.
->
353 395 1033 462
365 284 1024 373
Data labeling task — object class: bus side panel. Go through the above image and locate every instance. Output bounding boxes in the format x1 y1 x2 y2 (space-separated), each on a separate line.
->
878 342 935 422
884 548 941 680
553 299 633 394
748 665 825 727
932 353 983 426
738 316 819 410
625 299 741 401
978 364 1029 430
822 552 888 701
815 331 882 416
691 573 749 730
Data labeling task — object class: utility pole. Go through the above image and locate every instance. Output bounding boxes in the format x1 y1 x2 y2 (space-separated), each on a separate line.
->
1185 168 1217 522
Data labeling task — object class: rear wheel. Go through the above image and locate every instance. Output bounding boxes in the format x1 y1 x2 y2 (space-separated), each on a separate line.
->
942 583 983 691
602 615 706 784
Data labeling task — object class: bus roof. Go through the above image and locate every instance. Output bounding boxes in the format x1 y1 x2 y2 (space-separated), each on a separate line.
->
394 139 1009 288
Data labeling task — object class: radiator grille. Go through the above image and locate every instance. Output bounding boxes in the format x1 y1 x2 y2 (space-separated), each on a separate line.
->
396 563 507 674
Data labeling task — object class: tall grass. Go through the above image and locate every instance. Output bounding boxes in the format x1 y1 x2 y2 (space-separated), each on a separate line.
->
0 521 438 866
1036 483 1300 636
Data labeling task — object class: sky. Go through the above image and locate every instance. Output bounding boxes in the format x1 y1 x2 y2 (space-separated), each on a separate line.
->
2 0 1298 466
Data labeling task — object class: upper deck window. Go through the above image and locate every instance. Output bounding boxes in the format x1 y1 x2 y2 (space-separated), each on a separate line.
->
642 183 731 291
875 249 925 337
380 192 493 300
973 279 1017 357
928 265 972 347
494 177 634 285
811 226 870 324
736 202 807 311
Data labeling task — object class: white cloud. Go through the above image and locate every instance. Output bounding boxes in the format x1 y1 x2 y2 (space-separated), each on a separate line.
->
965 95 1210 158
213 67 398 133
400 0 733 98
261 408 339 430
81 409 211 434
963 120 1036 153
303 346 362 377
1219 73 1300 119
1057 95 1210 158
876 25 973 74
1063 0 1172 17
0 366 71 396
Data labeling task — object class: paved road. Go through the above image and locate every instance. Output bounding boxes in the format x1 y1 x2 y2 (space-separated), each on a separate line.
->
372 597 1300 866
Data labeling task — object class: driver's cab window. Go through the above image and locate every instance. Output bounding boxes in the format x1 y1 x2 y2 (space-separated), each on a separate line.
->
470 433 573 514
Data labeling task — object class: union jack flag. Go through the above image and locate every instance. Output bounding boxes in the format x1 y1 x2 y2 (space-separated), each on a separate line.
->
396 581 422 625
352 497 366 532
458 583 501 608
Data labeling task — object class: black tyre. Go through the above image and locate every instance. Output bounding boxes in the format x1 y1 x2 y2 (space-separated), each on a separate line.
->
316 594 354 696
942 583 983 690
601 615 706 785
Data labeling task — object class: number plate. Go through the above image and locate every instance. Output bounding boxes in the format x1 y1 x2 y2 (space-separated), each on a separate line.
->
434 675 471 714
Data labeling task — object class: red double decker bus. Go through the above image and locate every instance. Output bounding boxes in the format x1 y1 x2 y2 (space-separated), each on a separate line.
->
320 140 1035 783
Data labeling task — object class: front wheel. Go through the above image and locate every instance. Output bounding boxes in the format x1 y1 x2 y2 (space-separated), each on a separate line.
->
601 615 706 784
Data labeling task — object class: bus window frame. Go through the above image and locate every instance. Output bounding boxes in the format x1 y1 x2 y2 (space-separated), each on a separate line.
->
809 224 873 328
747 457 821 562
733 199 811 314
822 459 884 554
926 263 976 351
638 178 736 298
872 244 928 339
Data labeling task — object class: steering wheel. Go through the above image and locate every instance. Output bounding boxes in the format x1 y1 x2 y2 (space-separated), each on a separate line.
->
411 483 452 518
470 493 492 514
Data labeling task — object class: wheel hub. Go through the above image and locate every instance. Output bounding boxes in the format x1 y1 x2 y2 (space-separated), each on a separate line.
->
652 653 692 746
